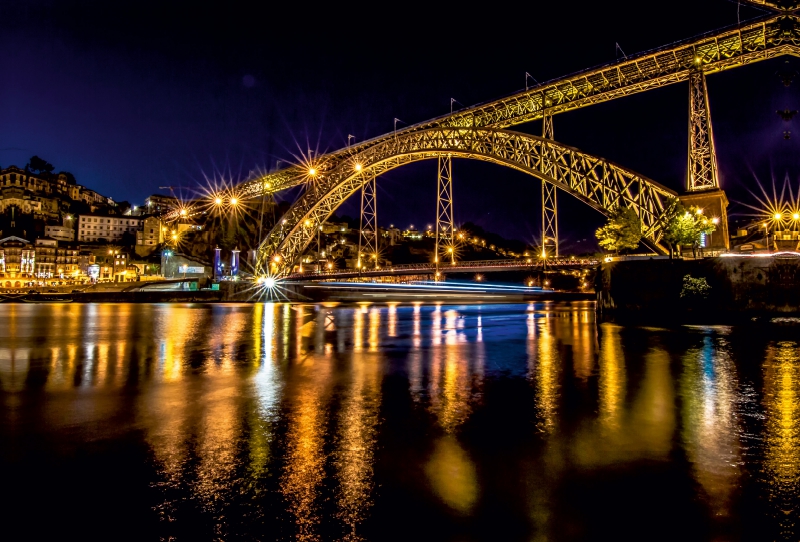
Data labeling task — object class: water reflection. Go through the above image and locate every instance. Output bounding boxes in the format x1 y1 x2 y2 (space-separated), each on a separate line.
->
334 321 381 540
764 341 800 537
0 303 799 540
679 332 742 518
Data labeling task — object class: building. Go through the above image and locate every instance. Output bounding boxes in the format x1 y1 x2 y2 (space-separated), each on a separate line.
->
0 236 35 286
44 225 75 242
77 215 142 243
33 238 81 282
145 194 179 214
34 238 57 278
0 166 115 220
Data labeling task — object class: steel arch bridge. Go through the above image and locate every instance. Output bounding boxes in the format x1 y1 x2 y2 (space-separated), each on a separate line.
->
234 2 800 276
257 128 677 274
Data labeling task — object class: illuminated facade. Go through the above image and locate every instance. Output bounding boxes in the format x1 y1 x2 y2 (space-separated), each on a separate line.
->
77 215 142 243
0 236 35 285
0 166 114 221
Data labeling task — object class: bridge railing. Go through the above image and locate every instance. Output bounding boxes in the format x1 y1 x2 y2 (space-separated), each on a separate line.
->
286 257 599 279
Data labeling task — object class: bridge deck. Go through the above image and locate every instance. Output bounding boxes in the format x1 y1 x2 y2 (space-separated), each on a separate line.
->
285 258 599 281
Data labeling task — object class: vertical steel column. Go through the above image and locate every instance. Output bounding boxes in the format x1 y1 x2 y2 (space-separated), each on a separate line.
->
541 113 558 258
435 155 454 279
358 170 379 270
687 69 719 191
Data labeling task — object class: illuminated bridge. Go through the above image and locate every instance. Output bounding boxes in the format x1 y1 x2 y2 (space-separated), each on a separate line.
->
214 0 798 278
283 257 599 281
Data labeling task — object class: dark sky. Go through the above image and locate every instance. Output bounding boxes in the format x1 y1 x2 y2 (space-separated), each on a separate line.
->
1 0 796 250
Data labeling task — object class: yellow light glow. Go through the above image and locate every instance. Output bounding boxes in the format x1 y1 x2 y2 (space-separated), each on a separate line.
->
696 208 703 215
775 213 783 220
308 167 317 176
712 217 720 224
273 255 281 262
304 220 311 227
230 197 239 205
214 197 222 205
179 209 187 216
355 163 362 172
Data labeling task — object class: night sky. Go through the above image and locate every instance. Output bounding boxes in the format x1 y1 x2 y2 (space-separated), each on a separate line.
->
2 1 797 251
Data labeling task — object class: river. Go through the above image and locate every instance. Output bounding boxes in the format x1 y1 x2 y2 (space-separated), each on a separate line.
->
0 302 798 540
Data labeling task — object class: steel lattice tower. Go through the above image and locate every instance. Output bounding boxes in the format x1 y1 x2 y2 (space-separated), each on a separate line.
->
435 155 455 278
687 69 719 191
541 113 558 257
358 171 379 270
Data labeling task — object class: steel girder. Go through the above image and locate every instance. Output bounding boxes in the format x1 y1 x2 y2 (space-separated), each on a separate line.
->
742 1 800 11
435 155 455 268
687 70 720 191
357 170 379 269
239 14 800 199
541 114 558 257
258 128 678 275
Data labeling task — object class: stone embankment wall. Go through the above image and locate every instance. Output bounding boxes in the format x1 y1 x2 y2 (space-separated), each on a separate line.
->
598 255 800 315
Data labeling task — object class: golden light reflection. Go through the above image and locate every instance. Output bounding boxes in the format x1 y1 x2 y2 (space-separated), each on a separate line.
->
425 435 478 514
281 341 334 539
427 307 476 433
334 336 381 539
679 335 742 518
763 341 800 535
598 323 626 433
530 314 559 433
409 304 423 400
388 303 398 337
249 303 284 481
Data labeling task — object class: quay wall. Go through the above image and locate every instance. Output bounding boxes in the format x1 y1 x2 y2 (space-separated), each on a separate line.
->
598 255 800 316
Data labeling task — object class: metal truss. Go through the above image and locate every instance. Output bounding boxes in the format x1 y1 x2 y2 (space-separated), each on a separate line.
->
258 127 679 275
687 70 719 191
435 155 455 269
358 170 379 270
239 14 800 199
541 114 558 257
743 1 800 11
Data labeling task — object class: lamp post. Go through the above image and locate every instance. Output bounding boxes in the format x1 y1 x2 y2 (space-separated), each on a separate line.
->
711 217 719 252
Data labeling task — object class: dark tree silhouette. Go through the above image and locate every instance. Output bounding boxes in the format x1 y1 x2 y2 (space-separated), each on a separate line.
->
28 156 55 174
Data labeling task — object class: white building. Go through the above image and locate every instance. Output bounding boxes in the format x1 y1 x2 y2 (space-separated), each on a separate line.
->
78 215 141 243
44 225 75 242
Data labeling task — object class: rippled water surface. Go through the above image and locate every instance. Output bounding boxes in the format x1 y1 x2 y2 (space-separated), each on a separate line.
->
1 302 800 540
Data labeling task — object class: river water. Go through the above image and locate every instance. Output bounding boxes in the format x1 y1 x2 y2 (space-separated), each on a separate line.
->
0 302 799 541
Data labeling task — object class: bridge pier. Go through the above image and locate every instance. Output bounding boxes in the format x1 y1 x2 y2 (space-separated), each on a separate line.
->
683 66 729 250
679 189 730 250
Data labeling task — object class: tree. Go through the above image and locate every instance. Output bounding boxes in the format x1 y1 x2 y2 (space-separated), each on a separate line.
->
595 206 642 254
28 156 55 175
660 202 715 258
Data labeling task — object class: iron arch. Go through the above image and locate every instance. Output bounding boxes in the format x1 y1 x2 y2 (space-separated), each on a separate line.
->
258 127 678 275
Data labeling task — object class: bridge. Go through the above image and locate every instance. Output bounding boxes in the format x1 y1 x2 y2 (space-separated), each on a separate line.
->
284 257 599 281
178 1 798 280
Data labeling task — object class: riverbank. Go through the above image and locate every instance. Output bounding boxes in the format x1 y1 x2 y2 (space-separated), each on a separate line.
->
0 280 592 304
597 254 800 319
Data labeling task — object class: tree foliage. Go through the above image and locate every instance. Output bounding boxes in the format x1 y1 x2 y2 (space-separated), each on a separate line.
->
680 275 711 300
28 155 55 174
660 201 716 257
595 206 642 253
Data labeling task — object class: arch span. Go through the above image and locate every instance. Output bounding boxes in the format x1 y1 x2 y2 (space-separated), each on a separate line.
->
258 127 678 275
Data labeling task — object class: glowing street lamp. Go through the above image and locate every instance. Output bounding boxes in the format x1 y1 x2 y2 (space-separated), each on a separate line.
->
230 197 239 206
